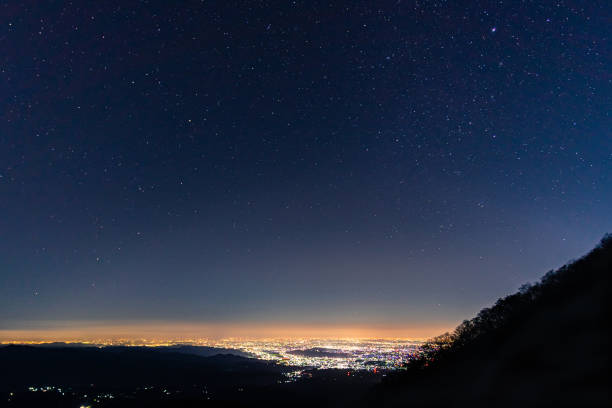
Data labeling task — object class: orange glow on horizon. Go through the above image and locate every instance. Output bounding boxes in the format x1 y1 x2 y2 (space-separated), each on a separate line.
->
0 320 456 342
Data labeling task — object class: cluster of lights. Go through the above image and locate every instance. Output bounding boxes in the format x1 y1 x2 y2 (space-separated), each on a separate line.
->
5 337 422 371
26 385 116 405
280 369 309 383
220 338 422 370
28 385 66 395
10 338 422 406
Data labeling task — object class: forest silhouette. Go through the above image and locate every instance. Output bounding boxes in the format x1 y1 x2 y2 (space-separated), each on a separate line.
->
2 236 609 407
377 234 611 407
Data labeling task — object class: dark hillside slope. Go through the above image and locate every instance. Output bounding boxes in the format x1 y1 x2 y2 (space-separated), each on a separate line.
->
379 235 611 407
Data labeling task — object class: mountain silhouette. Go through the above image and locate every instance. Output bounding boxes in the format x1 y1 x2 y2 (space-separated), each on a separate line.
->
2 236 609 407
377 234 611 407
0 345 285 392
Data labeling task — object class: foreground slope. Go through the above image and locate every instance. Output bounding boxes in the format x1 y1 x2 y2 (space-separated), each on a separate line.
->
378 235 611 407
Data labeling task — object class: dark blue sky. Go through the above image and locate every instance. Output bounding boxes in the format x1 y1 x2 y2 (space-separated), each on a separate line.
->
1 1 610 336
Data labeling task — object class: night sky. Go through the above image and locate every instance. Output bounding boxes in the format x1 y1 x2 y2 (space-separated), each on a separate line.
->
1 1 610 338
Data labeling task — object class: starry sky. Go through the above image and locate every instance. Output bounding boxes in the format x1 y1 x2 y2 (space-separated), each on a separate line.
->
1 1 610 338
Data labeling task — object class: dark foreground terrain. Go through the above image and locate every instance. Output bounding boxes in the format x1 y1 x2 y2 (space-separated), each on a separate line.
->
0 344 382 407
376 234 611 407
2 235 610 407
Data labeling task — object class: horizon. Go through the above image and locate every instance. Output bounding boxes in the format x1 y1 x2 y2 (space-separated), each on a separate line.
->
0 2 610 405
0 320 454 342
1 2 610 347
2 235 606 342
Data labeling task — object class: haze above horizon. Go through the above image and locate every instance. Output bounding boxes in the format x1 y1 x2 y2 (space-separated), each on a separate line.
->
1 2 610 335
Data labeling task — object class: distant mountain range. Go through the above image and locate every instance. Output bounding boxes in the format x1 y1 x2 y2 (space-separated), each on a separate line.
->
0 344 282 392
8 342 251 357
